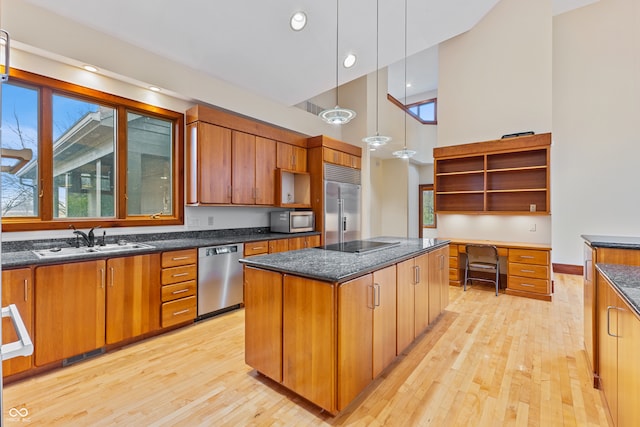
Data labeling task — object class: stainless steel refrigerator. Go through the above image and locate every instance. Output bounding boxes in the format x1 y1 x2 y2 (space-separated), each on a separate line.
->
323 164 361 245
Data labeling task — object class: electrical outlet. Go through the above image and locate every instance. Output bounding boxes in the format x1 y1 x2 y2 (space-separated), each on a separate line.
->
208 216 214 226
529 223 537 232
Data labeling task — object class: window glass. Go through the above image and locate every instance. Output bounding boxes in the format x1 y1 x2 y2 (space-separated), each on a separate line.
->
1 83 39 217
126 112 173 215
52 94 115 218
420 184 436 230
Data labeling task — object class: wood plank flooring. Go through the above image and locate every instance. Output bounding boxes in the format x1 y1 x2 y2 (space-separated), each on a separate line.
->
3 273 611 426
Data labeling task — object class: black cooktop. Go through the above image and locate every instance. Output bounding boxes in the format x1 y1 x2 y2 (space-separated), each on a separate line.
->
320 240 400 254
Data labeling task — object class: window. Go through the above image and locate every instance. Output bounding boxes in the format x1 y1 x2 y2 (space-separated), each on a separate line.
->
387 94 437 125
0 69 184 231
419 184 435 236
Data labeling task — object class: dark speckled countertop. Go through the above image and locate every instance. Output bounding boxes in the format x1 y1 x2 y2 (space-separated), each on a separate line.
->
0 227 320 268
596 263 640 316
240 237 450 283
582 235 640 250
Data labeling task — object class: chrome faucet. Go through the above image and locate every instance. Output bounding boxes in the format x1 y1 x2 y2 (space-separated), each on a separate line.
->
69 225 101 247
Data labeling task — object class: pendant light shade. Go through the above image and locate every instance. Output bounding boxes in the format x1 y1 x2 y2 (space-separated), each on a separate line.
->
319 0 356 125
363 0 391 148
393 0 416 160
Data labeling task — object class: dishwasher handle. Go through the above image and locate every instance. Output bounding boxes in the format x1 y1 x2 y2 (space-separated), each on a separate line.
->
201 244 241 257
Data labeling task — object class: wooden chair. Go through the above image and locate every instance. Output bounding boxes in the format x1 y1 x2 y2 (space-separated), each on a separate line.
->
464 244 500 296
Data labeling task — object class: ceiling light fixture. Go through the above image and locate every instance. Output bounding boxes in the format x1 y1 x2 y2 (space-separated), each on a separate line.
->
393 0 416 160
363 0 392 148
149 86 161 92
319 0 356 125
290 11 307 31
83 65 98 73
343 53 356 68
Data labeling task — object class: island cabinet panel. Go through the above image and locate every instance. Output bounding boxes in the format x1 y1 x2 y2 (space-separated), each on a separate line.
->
372 265 397 378
428 245 449 323
2 268 33 377
35 260 106 366
105 254 161 345
244 267 283 382
283 275 336 413
337 274 374 411
396 253 429 355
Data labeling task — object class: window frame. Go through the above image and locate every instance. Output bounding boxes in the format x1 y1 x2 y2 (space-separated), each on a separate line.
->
419 184 436 237
387 94 438 125
2 68 184 232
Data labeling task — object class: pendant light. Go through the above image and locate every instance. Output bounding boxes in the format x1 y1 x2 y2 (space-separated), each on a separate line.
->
362 0 392 148
393 0 417 159
319 0 356 125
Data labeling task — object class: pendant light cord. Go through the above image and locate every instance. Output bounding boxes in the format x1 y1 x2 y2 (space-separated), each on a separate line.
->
336 0 340 108
403 0 408 150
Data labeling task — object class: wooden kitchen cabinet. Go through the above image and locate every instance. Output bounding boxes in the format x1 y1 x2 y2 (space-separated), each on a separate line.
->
323 147 361 169
597 271 640 427
507 248 551 299
244 267 283 382
255 136 277 205
372 265 397 377
35 260 106 366
283 275 336 413
338 274 373 410
288 235 320 250
2 268 33 377
105 254 161 344
244 240 269 256
232 131 256 204
268 238 289 254
161 249 197 328
397 253 429 355
277 141 307 172
186 121 232 204
428 245 449 323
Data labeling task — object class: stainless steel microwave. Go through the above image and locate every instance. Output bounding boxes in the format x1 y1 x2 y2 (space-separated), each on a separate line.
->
270 211 315 233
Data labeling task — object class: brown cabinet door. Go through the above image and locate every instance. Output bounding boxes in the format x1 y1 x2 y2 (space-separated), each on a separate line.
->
618 297 640 427
277 142 307 172
255 136 276 205
232 131 256 204
2 268 33 377
106 254 161 344
372 265 397 378
198 122 232 204
244 267 283 382
414 253 430 336
283 275 336 413
268 239 289 254
597 273 618 425
35 260 106 366
396 258 415 355
337 274 373 410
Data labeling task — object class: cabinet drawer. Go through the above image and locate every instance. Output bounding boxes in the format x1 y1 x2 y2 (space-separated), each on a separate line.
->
162 296 196 328
449 256 458 268
508 262 549 280
162 249 197 268
162 264 197 285
449 267 460 281
508 249 549 265
508 276 549 294
162 280 196 302
244 241 269 256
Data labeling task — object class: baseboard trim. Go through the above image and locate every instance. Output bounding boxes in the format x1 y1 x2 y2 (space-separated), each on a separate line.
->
553 263 583 275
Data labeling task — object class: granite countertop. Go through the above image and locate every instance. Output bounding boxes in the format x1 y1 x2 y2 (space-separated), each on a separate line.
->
0 228 320 268
240 237 450 283
582 234 640 250
596 263 640 316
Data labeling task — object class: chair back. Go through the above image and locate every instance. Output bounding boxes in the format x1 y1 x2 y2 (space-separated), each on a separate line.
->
466 244 499 265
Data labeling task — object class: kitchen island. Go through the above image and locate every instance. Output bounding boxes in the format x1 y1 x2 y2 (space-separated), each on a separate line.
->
240 237 450 414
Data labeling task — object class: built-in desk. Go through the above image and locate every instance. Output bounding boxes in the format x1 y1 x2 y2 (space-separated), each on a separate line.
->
445 238 553 301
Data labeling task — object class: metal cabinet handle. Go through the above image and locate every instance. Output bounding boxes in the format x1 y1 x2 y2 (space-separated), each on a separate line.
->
519 283 535 288
414 265 421 285
607 306 619 338
519 255 535 259
374 283 381 307
172 272 189 278
520 269 536 274
23 279 28 302
173 309 190 316
110 267 115 287
172 256 189 261
440 254 444 270
100 268 105 289
172 289 189 295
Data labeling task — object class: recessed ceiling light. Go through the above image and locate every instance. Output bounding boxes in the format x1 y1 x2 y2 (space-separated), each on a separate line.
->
149 86 161 92
290 11 307 31
343 53 357 68
83 65 99 73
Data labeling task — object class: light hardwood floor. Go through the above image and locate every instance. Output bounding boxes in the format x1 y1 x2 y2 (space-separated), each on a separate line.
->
3 273 611 426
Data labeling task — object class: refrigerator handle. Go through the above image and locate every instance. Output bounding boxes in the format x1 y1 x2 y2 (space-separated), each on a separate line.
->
343 216 347 231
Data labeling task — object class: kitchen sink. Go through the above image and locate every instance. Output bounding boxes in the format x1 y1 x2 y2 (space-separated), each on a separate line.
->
32 242 155 259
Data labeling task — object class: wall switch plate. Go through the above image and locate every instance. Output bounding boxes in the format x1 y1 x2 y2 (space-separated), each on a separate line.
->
530 223 537 232
529 204 536 212
208 216 214 226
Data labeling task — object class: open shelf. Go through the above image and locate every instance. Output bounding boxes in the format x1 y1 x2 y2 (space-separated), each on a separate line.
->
433 133 551 214
276 169 311 207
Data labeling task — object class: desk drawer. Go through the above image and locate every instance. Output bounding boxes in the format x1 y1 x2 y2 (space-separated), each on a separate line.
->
449 245 459 257
508 276 549 294
508 262 548 279
162 264 197 285
449 267 460 281
508 249 549 265
449 256 458 268
162 280 196 302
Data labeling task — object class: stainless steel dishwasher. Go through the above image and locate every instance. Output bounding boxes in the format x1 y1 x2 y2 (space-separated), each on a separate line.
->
197 243 244 318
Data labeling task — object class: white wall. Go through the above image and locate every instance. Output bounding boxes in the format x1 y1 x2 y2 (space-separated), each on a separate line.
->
436 0 552 246
552 0 640 264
